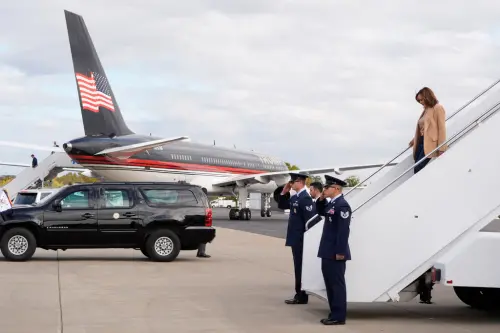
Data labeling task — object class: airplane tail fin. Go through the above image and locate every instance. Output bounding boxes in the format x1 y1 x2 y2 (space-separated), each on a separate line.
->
64 10 134 137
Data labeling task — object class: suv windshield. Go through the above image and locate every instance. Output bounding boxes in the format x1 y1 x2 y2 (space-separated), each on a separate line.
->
14 193 37 205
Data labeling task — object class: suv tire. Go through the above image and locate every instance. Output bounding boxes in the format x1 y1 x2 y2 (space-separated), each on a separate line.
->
140 245 150 258
145 229 181 262
0 227 37 261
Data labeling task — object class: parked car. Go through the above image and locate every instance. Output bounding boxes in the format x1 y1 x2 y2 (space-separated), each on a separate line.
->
13 188 63 206
0 182 215 262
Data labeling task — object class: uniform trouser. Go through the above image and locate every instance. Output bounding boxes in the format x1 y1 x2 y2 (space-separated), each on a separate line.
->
417 268 433 301
197 243 206 255
291 244 308 301
321 259 347 321
414 136 431 174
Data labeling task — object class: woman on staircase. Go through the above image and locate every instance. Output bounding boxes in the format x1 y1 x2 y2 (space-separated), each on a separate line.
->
409 87 448 175
409 87 448 304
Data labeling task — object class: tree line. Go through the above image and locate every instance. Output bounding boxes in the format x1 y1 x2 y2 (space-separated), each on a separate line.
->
0 173 100 188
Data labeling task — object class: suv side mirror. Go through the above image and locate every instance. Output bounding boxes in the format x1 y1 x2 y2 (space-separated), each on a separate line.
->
52 200 62 212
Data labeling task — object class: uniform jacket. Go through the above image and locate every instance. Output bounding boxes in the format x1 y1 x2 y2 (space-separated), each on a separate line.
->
316 194 351 260
412 103 448 159
277 188 316 247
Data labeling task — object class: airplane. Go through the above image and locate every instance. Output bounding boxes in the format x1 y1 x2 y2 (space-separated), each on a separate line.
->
0 10 398 220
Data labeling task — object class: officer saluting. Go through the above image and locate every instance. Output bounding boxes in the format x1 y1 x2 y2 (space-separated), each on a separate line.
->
276 172 316 305
315 175 351 325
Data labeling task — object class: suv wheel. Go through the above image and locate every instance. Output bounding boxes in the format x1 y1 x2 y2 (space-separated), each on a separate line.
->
145 229 181 262
140 246 150 258
0 228 37 261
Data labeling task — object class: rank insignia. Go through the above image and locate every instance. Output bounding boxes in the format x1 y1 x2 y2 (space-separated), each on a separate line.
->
341 211 350 219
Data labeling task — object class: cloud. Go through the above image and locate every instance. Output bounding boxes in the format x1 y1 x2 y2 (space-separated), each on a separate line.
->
1 0 500 178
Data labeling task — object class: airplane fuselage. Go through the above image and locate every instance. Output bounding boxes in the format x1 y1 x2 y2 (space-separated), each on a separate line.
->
63 134 290 195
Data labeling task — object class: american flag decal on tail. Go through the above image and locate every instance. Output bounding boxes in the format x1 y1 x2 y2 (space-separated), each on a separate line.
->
75 72 115 113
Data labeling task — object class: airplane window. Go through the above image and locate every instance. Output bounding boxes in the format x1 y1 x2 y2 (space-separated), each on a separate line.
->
103 189 132 208
60 190 90 209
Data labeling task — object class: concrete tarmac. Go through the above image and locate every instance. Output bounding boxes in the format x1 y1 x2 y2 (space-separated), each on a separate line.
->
0 209 499 332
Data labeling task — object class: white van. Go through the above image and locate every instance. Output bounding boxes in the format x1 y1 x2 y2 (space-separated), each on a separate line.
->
13 188 62 206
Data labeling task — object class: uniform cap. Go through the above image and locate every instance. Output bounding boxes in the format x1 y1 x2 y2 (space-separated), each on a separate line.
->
289 172 310 182
324 175 347 187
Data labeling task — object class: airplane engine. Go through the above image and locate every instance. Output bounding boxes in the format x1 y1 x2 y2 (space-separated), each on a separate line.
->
273 185 290 205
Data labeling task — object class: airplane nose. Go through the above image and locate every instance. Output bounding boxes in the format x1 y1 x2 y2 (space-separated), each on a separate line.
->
63 142 72 152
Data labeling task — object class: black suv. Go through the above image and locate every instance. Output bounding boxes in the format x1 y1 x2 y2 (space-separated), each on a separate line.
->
0 182 215 262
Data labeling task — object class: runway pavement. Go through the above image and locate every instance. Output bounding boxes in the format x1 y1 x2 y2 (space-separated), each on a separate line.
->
0 208 499 332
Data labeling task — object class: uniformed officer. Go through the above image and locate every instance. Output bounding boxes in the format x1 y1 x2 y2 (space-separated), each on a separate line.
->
315 175 351 325
276 172 317 304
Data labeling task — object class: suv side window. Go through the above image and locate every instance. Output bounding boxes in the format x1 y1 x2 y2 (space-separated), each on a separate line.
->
60 190 90 209
102 189 133 208
140 188 198 206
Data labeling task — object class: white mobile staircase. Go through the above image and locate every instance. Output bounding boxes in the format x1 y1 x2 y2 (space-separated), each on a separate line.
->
3 152 85 199
302 80 500 303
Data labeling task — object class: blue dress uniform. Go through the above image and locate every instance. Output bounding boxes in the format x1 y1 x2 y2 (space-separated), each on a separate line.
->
316 175 351 325
275 172 316 304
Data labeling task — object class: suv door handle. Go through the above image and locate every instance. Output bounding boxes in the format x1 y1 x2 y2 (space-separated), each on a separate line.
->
123 212 136 217
82 213 94 219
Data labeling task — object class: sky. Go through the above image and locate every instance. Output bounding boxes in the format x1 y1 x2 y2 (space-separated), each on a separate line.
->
1 0 500 181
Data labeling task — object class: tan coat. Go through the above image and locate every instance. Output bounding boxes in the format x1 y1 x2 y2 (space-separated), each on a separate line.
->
412 103 448 159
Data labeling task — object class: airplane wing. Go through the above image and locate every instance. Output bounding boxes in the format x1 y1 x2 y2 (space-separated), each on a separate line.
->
212 162 398 187
0 161 31 168
95 136 189 159
0 162 90 175
0 141 64 153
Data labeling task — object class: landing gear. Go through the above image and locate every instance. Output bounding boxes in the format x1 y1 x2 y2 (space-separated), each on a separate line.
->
260 193 272 218
229 208 251 220
260 208 272 217
228 187 252 220
227 190 273 221
240 208 251 220
229 208 238 220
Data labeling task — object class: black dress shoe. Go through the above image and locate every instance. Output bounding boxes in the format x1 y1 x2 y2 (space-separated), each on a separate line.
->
197 253 211 258
419 299 433 304
284 298 308 304
321 318 345 325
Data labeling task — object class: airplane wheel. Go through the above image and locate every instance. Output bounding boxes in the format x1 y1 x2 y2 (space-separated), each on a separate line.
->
260 210 265 217
229 208 239 220
266 209 272 217
239 208 251 221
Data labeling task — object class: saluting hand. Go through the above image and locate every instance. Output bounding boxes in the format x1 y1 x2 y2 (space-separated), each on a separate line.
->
281 182 292 195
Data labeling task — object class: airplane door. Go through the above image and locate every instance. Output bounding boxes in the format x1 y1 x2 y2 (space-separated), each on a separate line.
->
96 185 140 246
43 187 98 246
